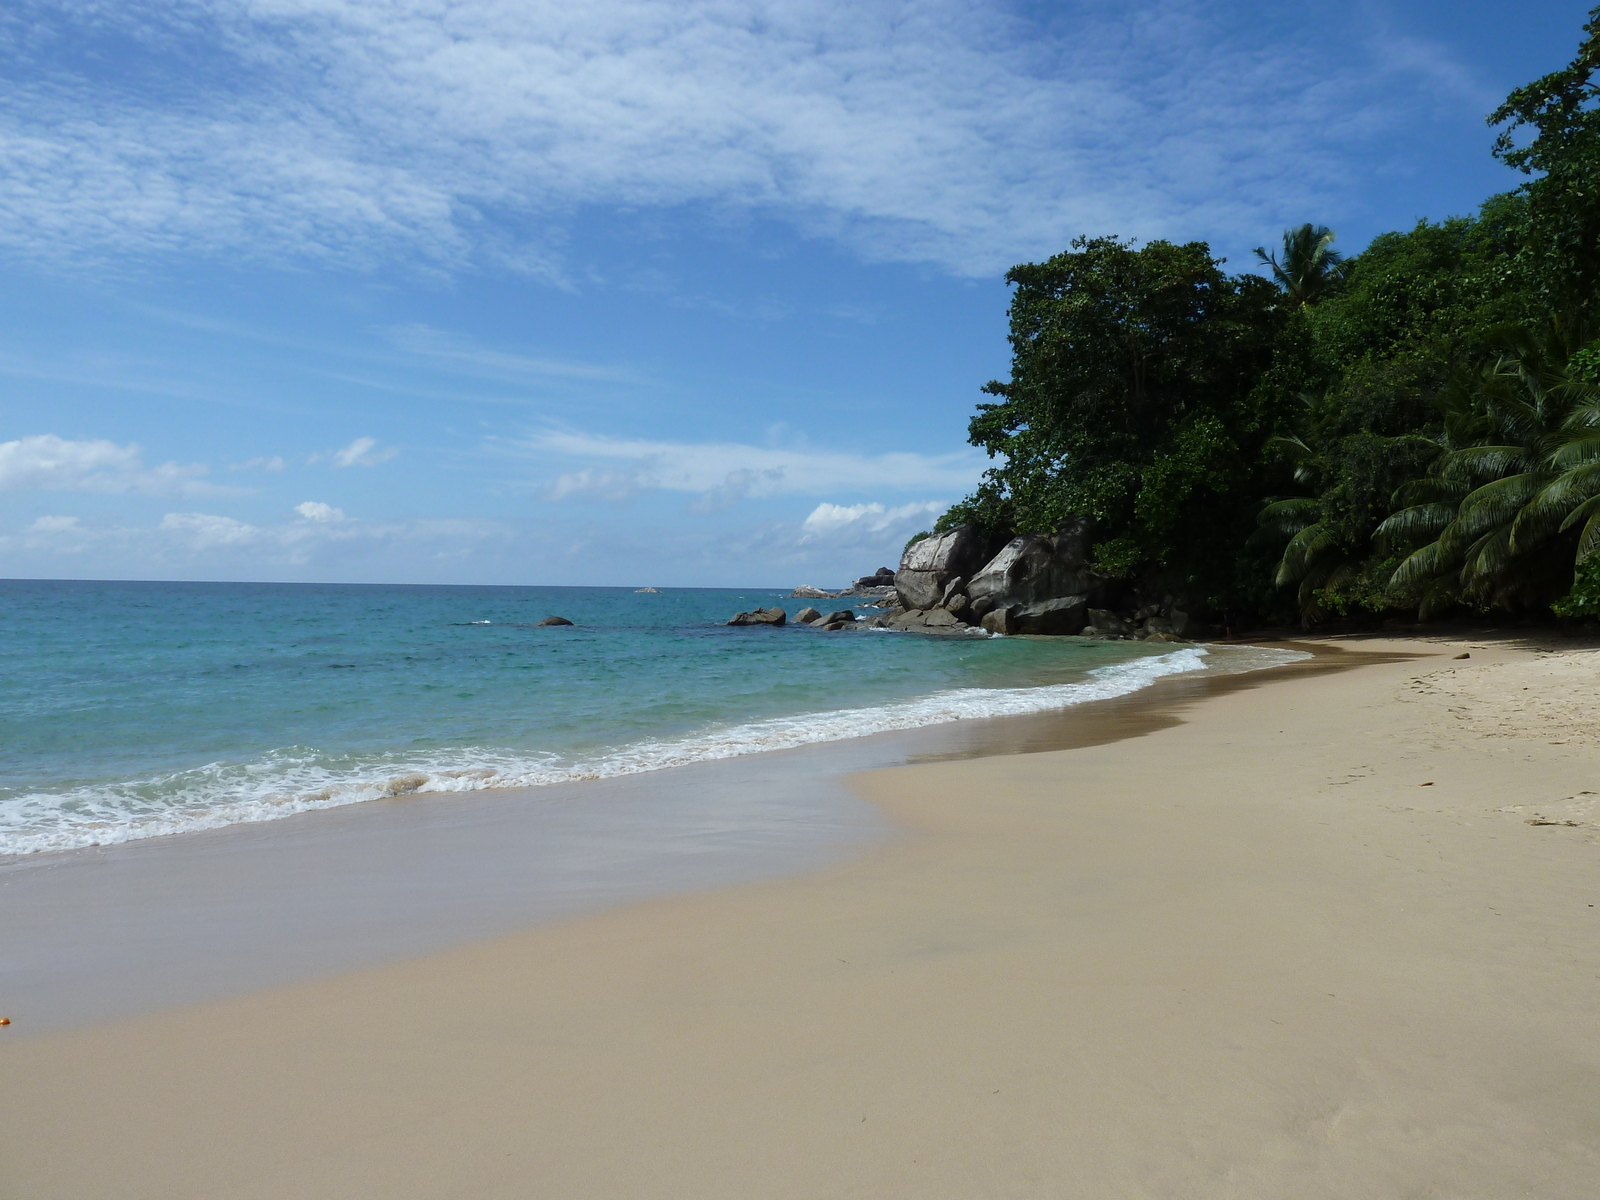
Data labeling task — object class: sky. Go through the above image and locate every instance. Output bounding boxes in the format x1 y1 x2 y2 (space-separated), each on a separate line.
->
0 0 1591 587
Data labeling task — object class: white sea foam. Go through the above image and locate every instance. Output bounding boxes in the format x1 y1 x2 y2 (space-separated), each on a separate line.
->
0 644 1308 856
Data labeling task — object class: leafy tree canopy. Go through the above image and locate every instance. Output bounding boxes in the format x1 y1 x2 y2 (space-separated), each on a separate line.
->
1490 6 1600 313
950 236 1281 607
942 7 1600 627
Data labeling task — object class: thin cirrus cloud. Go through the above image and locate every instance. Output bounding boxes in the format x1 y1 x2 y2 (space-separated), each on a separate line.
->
0 0 1484 278
0 434 218 495
386 324 645 385
37 510 507 559
317 437 398 468
526 429 986 505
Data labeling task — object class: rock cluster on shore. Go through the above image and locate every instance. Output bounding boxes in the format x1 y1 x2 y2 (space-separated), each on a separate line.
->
730 523 1216 639
883 522 1212 639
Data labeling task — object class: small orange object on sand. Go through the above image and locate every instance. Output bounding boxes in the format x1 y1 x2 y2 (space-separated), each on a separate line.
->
0 1017 11 1025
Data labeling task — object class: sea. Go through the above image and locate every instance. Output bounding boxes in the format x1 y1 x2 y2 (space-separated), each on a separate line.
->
0 579 1298 859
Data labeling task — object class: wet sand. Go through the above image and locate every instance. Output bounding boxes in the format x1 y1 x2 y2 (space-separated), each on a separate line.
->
0 642 1310 1035
3 635 1598 1198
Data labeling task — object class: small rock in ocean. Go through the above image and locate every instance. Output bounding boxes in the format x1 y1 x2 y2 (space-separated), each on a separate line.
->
727 607 786 626
795 606 823 624
535 616 574 626
817 610 857 626
981 608 1015 635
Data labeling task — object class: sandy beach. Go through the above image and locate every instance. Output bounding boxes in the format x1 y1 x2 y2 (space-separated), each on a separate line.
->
4 634 1598 1198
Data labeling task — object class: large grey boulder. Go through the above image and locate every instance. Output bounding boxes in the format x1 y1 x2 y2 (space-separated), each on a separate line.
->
794 606 822 624
1013 595 1090 635
1086 608 1133 637
727 607 786 627
895 526 993 611
890 608 974 636
980 607 1014 635
1169 608 1213 640
966 520 1101 618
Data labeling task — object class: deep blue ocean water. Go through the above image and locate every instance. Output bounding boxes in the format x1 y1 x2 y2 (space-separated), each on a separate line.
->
0 579 1232 856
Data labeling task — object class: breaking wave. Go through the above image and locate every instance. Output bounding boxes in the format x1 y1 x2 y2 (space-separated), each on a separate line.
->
0 644 1307 856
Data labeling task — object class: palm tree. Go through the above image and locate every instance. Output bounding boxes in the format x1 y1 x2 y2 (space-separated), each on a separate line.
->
1257 397 1361 624
1516 352 1600 562
1378 323 1594 615
1258 391 1435 625
1254 224 1350 308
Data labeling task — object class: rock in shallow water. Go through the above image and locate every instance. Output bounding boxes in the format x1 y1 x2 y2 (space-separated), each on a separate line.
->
1012 595 1089 635
535 616 574 626
726 607 786 627
794 606 822 624
980 608 1014 635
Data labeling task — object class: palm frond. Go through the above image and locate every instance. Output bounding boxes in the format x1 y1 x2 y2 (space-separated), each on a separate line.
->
1375 503 1457 550
1455 472 1548 532
1257 497 1321 533
1559 493 1600 534
1390 539 1456 590
1435 445 1534 485
1461 525 1516 588
1391 477 1464 508
1579 511 1600 563
1276 521 1340 587
1549 432 1600 467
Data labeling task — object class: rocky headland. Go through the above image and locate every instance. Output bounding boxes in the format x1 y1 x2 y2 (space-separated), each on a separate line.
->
732 523 1216 640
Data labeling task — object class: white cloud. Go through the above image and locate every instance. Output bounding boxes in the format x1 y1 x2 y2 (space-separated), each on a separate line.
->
99 509 507 562
160 512 263 549
800 501 941 540
0 434 214 495
0 1 1487 277
5 513 95 554
27 515 84 535
546 468 648 503
295 501 347 522
530 429 983 504
329 437 397 467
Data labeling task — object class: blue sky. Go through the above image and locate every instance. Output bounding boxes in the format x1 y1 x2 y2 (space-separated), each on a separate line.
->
0 0 1590 586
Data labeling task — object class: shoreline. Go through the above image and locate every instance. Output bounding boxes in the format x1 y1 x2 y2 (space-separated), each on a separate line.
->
5 632 1599 1196
1 638 1269 861
1 641 1314 1036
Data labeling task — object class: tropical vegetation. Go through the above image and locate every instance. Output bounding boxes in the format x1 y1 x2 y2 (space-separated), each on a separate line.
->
938 7 1600 627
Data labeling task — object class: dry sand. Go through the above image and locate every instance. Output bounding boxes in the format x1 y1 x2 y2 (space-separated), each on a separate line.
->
3 635 1598 1198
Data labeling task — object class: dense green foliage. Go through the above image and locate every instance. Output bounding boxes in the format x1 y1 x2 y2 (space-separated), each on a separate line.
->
944 8 1600 625
946 236 1282 606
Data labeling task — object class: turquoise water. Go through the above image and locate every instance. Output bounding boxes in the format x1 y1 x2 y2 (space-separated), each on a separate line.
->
1 579 1226 856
